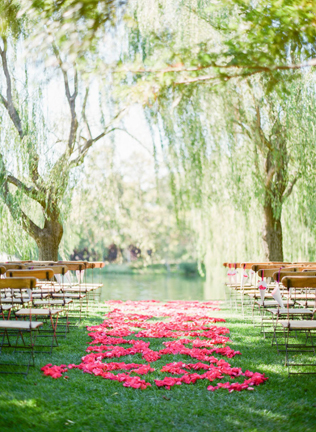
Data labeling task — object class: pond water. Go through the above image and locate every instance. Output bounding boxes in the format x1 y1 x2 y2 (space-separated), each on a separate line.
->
85 268 226 301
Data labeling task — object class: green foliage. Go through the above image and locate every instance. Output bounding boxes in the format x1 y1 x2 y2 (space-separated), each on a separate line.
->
20 0 127 60
64 147 196 263
225 0 316 64
0 0 24 38
178 261 203 276
117 1 316 96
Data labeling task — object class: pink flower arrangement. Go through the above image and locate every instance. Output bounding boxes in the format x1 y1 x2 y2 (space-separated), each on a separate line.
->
258 281 267 290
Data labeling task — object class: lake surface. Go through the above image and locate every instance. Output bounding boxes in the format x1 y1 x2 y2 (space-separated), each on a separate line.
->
85 269 226 301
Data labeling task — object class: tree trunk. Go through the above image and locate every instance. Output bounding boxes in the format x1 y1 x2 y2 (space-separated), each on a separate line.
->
35 217 63 261
262 200 284 262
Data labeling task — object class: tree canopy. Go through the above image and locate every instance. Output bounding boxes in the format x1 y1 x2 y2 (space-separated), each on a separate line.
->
1 0 316 267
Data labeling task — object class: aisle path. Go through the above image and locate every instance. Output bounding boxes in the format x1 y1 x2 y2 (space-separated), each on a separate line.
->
41 300 268 392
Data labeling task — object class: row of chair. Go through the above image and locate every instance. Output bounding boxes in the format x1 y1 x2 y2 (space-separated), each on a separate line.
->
0 260 105 375
224 262 316 375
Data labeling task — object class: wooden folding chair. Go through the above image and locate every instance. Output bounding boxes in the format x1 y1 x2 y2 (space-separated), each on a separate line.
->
276 276 316 375
263 270 316 348
0 277 43 376
6 268 71 341
88 261 104 304
0 266 12 319
250 267 299 314
227 262 293 314
0 267 33 308
15 307 62 353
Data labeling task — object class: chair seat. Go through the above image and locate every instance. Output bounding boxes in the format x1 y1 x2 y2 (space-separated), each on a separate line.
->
249 293 274 299
52 293 85 299
235 287 256 291
0 320 43 330
289 294 316 300
34 299 72 305
297 301 316 308
256 300 294 307
267 308 312 315
15 308 63 316
255 300 278 306
0 298 30 304
244 291 263 295
0 304 12 311
61 287 93 293
278 320 316 330
32 288 61 293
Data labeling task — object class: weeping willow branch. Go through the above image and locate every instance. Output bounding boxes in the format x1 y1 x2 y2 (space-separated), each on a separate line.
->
0 157 45 210
52 44 78 153
0 36 44 191
253 105 273 152
0 178 41 239
0 37 24 139
127 58 316 83
111 127 153 155
6 174 46 207
265 167 276 189
68 106 127 168
52 45 127 174
82 87 92 141
282 176 299 202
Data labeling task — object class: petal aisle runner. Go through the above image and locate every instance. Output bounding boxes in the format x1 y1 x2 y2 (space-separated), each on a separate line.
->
41 300 268 392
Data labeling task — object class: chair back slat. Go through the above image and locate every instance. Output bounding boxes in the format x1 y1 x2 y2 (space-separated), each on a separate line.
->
281 276 316 289
241 262 289 270
92 262 105 268
6 268 54 280
0 277 37 289
273 271 316 281
257 268 286 278
252 264 294 273
25 265 68 275
57 261 86 271
0 263 27 270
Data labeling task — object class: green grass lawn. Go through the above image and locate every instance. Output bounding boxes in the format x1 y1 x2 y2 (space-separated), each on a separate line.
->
0 303 316 432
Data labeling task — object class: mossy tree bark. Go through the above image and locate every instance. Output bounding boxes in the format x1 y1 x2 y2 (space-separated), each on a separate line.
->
262 199 283 262
34 212 64 261
260 137 298 262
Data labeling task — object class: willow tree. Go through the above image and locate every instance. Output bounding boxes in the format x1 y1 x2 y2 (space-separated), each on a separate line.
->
0 2 125 260
222 80 305 261
119 0 316 264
